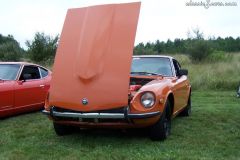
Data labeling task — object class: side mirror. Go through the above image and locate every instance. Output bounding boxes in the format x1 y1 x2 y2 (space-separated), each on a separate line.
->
179 69 188 76
22 73 32 81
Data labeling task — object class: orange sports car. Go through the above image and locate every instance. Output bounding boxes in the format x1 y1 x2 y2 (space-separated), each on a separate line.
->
0 62 51 118
43 2 191 140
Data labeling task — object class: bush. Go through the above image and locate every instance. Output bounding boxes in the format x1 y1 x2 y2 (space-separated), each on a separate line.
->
187 40 212 62
26 32 58 63
0 34 24 61
207 51 233 62
0 41 23 61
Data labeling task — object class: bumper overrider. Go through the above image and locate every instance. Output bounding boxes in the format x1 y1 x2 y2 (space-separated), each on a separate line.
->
42 106 161 120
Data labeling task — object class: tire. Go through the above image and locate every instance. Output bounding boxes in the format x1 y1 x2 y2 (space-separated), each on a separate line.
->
53 122 75 136
180 94 191 117
149 100 171 141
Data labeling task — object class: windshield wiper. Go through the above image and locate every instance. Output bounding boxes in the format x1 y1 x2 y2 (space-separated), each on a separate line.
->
130 71 162 76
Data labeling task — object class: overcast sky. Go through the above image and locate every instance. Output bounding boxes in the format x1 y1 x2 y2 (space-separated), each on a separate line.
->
0 0 239 48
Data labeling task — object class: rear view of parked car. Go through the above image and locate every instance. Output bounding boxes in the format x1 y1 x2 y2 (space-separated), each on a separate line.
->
0 62 51 118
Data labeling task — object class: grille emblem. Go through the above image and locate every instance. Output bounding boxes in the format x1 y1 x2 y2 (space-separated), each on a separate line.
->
82 98 88 105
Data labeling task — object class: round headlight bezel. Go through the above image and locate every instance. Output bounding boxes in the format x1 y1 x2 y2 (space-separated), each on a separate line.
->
140 92 156 108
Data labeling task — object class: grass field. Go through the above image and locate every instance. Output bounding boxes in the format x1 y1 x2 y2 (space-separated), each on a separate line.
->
0 91 239 160
172 53 240 90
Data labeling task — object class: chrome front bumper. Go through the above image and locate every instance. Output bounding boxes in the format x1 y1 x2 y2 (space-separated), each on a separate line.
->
42 109 161 119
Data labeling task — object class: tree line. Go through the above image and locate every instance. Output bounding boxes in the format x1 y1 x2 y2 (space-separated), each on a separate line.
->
134 29 240 61
134 37 240 55
0 33 58 65
0 29 240 64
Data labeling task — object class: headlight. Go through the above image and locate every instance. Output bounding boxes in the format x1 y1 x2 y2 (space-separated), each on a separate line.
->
140 92 155 108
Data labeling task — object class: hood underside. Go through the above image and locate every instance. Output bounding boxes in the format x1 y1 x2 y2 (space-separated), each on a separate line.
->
49 2 141 111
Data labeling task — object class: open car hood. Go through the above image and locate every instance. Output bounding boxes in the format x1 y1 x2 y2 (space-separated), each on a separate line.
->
49 2 141 111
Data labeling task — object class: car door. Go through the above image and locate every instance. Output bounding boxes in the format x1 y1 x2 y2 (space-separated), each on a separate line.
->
172 59 189 112
14 65 46 109
0 63 21 114
0 80 15 111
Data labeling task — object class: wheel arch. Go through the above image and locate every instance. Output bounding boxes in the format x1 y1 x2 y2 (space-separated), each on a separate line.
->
166 92 174 116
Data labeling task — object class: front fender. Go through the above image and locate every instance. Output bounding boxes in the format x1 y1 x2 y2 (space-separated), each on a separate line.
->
130 79 173 114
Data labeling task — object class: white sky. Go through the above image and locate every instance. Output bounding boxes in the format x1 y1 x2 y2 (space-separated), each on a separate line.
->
0 0 239 48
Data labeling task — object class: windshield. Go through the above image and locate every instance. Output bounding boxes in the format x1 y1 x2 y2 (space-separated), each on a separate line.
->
0 64 21 80
131 57 173 76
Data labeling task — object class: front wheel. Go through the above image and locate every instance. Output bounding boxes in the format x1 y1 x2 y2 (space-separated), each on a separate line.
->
53 122 75 136
149 100 171 141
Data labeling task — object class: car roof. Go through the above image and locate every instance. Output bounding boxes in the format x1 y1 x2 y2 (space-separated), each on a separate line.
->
132 55 174 60
0 62 50 71
0 62 36 65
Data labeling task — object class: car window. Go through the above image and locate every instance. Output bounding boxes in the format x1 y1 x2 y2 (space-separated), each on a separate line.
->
173 59 181 77
0 64 20 80
39 67 48 78
131 57 173 76
19 66 41 80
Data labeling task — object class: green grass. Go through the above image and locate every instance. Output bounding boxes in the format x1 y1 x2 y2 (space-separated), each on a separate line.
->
0 91 239 160
172 53 240 90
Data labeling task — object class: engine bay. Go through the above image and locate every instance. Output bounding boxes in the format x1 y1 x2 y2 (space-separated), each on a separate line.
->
128 77 155 102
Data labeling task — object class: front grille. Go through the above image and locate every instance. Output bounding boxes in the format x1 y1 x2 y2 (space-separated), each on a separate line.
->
51 106 129 123
53 106 126 114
